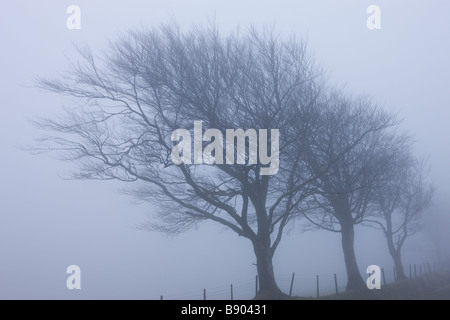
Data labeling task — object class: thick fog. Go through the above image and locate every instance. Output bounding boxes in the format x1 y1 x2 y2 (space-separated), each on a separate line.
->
1 1 449 299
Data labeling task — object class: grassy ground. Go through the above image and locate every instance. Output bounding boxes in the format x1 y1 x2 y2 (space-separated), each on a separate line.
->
298 273 450 300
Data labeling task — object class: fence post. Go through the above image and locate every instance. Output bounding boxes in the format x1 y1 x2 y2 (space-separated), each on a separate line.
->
409 264 412 279
316 275 319 298
230 284 233 300
255 275 259 296
393 266 396 281
382 268 386 286
434 262 436 273
420 264 422 276
414 264 417 278
334 274 338 296
203 288 206 300
289 273 295 297
160 295 163 300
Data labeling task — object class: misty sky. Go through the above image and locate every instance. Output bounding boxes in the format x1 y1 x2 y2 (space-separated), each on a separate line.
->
1 1 449 299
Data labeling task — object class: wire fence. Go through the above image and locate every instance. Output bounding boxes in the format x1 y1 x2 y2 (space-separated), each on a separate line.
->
159 260 442 300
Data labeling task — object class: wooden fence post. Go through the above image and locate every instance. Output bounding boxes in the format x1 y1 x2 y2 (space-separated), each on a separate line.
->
230 284 233 300
382 268 386 286
316 275 319 298
289 273 295 297
203 288 206 300
334 274 338 295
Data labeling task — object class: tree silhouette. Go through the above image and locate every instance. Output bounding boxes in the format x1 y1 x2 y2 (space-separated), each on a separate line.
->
34 24 325 298
367 155 434 280
301 91 398 290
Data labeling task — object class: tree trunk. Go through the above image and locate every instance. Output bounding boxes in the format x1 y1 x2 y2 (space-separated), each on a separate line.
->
249 185 286 299
392 251 407 280
386 234 407 280
340 219 366 291
253 242 286 299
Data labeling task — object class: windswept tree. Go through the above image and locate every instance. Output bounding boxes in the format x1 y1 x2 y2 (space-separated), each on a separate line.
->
301 92 398 290
367 155 434 280
34 24 324 298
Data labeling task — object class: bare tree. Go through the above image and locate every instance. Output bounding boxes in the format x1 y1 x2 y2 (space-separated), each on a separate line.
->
33 23 324 298
367 156 434 280
301 92 398 290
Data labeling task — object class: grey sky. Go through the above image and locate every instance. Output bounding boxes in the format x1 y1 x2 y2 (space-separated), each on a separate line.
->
0 1 449 299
